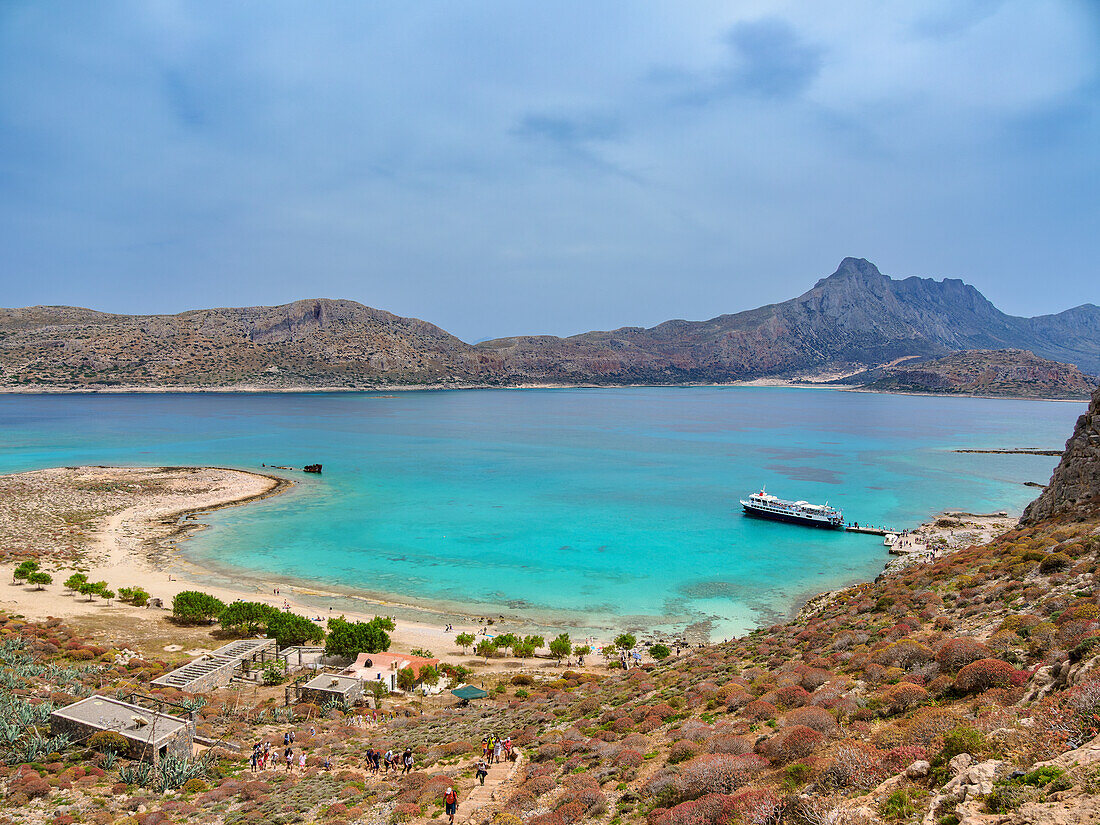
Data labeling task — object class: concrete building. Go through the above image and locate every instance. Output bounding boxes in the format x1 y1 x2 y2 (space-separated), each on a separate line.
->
344 651 441 693
297 673 365 706
151 638 276 692
51 695 194 763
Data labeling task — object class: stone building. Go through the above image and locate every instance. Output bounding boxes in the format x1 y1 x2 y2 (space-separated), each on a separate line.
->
297 673 365 705
50 695 195 763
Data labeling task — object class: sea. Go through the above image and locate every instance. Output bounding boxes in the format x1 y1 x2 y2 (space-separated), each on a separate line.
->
0 388 1084 639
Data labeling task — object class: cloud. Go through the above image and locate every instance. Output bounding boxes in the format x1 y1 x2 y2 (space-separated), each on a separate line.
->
724 18 824 99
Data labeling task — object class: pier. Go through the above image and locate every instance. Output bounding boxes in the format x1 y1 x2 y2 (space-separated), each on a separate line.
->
845 524 897 536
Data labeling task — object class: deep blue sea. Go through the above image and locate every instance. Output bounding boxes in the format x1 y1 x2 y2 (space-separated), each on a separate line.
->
0 388 1083 638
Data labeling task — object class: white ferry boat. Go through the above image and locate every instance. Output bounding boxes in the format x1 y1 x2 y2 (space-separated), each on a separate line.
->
740 487 845 529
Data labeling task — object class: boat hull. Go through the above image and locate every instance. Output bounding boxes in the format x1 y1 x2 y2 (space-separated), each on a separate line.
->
741 503 845 530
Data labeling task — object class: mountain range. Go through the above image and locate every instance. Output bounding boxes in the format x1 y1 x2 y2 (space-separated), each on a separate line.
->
1 257 1097 391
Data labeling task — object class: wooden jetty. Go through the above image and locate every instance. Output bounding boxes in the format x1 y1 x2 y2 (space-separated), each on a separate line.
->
845 525 897 536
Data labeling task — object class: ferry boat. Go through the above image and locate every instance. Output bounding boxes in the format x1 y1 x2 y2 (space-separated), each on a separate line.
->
740 487 845 529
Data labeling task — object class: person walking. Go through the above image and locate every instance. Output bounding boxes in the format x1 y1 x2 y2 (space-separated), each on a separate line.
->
494 738 503 764
384 748 395 773
285 747 294 771
475 757 488 786
299 751 307 771
444 786 458 825
403 746 413 774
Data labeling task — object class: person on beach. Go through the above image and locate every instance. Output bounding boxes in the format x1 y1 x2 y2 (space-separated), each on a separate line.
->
475 758 488 785
444 786 458 825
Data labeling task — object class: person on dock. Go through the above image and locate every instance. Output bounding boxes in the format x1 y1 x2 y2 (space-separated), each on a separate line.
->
444 787 458 825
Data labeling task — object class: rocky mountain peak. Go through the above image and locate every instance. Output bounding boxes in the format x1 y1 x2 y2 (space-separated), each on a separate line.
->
812 257 888 290
1021 382 1100 524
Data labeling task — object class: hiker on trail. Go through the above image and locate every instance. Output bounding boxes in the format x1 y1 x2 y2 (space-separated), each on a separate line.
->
384 749 395 773
494 738 503 763
285 748 294 771
403 746 414 774
444 786 458 825
504 737 513 761
475 758 488 786
299 752 307 771
250 748 258 772
284 732 291 746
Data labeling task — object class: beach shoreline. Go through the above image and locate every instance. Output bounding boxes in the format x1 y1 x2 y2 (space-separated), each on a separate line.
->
0 464 1026 663
0 381 1088 403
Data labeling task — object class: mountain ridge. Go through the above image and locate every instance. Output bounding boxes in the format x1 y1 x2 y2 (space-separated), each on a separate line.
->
2 258 1098 389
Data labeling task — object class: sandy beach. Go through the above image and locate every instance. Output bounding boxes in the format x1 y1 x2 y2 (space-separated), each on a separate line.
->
0 465 612 667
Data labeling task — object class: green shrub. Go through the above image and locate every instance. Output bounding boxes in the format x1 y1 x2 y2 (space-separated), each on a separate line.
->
881 790 917 821
88 730 129 754
172 590 226 624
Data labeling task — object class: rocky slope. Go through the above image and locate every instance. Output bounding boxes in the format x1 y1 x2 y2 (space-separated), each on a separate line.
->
2 258 1098 389
1022 382 1100 524
860 350 1097 399
478 258 1100 384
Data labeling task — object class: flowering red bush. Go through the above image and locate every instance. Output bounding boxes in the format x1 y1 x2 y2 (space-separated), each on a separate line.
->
728 788 782 825
935 638 992 672
817 743 887 790
704 733 752 755
953 658 1019 694
882 745 928 772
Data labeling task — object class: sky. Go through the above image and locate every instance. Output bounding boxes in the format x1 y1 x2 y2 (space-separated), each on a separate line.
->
1 1 1099 342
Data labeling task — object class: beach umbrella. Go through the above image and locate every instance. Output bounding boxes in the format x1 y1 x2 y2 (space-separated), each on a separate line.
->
451 684 489 705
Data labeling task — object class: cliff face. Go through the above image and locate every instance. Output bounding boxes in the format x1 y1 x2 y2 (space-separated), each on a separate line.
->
862 349 1097 399
1021 383 1100 524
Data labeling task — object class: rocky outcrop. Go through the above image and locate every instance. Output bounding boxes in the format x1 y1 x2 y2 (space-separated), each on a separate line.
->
1021 384 1100 524
862 350 1097 399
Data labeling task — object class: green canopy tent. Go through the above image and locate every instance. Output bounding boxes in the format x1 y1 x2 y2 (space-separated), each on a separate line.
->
451 684 489 705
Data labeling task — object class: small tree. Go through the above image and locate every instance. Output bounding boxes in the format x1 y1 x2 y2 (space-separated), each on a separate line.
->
573 644 591 665
524 634 545 651
419 664 440 686
64 572 88 593
172 590 226 624
219 601 280 635
513 643 535 658
455 632 475 653
325 616 391 657
649 643 671 661
28 571 52 590
549 633 572 664
396 666 417 692
98 587 115 604
410 647 434 658
261 660 286 685
476 640 497 661
267 612 324 647
495 633 519 653
77 580 101 601
614 633 637 652
13 560 38 584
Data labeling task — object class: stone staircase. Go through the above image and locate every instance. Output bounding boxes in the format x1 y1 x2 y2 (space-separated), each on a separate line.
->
459 750 524 824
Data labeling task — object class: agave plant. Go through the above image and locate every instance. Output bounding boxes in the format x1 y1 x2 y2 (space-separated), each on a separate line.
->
156 755 206 790
118 760 152 786
100 750 119 770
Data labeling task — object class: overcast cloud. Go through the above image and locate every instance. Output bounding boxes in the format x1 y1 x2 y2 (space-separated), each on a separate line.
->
1 1 1097 341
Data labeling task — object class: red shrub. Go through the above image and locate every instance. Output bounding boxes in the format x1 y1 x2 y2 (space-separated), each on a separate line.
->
677 754 767 800
935 638 992 672
781 706 838 735
954 658 1020 695
742 700 777 721
653 793 738 825
881 682 929 714
704 733 752 755
772 685 810 709
871 639 933 669
728 788 782 825
761 725 824 763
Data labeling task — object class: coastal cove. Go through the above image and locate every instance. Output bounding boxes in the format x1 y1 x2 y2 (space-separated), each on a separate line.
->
0 387 1084 639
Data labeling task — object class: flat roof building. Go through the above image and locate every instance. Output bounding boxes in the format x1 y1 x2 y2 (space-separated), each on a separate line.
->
297 673 365 706
51 695 195 763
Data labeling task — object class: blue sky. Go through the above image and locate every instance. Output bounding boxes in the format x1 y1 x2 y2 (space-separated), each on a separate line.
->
1 1 1098 342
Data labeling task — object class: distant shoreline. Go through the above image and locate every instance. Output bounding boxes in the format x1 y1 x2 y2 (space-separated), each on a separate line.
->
0 380 1089 403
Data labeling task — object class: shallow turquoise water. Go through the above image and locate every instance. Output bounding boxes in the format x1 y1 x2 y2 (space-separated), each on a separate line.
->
0 388 1083 637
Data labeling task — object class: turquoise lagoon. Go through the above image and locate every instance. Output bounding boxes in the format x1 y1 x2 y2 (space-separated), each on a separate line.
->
0 388 1083 638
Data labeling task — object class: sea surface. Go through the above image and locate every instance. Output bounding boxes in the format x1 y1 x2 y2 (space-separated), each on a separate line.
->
0 388 1084 638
